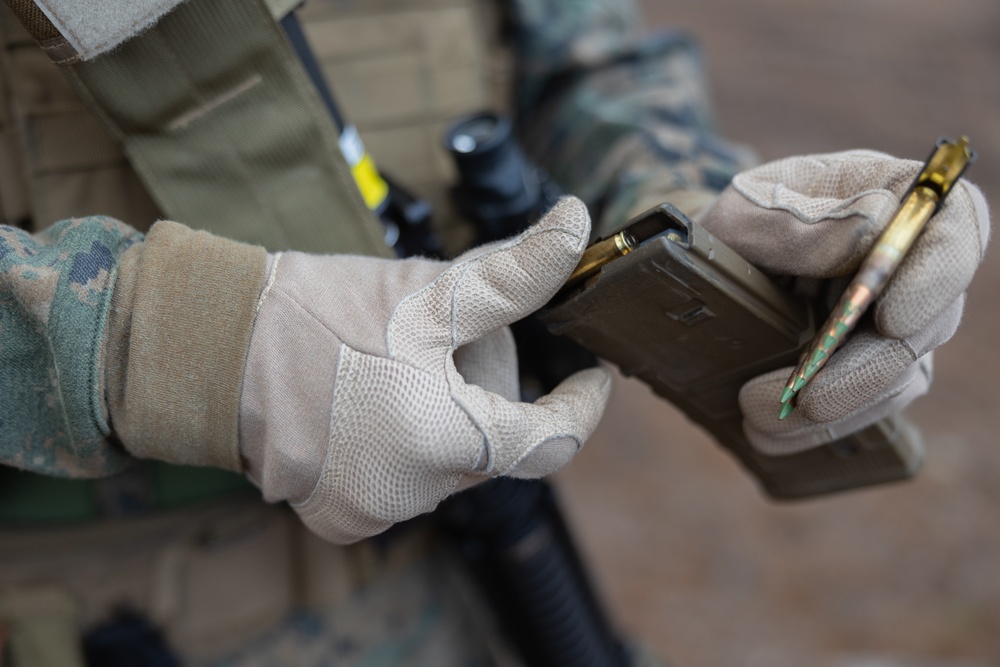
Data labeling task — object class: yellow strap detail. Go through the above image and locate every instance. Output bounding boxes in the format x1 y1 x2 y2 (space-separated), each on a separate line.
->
351 152 389 211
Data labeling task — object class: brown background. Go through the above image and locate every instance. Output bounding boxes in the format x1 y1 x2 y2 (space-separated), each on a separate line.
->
556 1 1000 666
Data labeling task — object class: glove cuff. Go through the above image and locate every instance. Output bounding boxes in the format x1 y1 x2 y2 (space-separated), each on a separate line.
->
106 221 266 471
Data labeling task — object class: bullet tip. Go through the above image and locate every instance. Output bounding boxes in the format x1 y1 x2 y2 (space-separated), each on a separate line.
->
780 387 795 404
778 402 795 420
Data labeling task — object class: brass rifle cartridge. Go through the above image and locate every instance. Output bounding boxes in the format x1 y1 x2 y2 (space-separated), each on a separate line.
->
779 136 975 418
564 230 637 290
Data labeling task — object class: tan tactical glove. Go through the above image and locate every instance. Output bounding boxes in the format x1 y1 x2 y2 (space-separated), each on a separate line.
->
239 197 611 543
698 150 990 455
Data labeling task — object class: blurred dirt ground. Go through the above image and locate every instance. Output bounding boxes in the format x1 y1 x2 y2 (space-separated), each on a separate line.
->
554 1 1000 666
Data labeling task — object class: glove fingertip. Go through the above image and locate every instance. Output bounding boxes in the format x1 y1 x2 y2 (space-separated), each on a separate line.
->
540 366 613 433
796 333 913 423
507 435 580 478
738 367 796 433
561 366 613 404
449 197 592 346
536 195 592 249
505 368 611 479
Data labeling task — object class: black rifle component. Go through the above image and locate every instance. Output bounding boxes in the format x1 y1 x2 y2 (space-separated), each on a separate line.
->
440 478 630 667
83 609 180 667
444 112 562 245
281 11 441 259
442 113 631 667
445 111 596 398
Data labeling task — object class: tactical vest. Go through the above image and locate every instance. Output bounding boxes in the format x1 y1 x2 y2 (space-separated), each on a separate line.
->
0 0 506 521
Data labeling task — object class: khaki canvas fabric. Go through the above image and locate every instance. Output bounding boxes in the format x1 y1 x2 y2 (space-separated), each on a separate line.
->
18 0 181 62
0 4 161 230
106 222 266 471
0 498 479 663
296 0 503 256
0 500 294 659
0 584 85 667
61 0 390 257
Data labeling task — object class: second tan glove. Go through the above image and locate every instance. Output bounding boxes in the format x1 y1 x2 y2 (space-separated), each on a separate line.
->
698 150 990 454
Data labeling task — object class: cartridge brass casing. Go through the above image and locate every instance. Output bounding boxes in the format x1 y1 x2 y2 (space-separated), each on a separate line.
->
779 137 974 417
564 231 636 289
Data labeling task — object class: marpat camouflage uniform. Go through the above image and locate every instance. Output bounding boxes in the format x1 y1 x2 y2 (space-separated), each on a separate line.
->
0 218 140 477
0 0 752 481
0 0 750 664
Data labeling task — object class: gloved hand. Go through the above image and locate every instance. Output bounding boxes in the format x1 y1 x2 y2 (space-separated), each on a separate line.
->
698 150 990 454
239 197 611 543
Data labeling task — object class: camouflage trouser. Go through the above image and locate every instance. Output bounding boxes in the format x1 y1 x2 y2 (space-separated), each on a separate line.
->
0 497 505 667
199 558 501 667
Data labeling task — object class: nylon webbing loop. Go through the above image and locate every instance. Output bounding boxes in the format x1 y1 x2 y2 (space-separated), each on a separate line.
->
2 0 58 41
62 0 391 257
2 0 78 63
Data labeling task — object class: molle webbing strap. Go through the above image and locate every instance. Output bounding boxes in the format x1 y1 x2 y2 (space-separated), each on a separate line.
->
2 0 58 40
1 0 76 63
61 0 392 257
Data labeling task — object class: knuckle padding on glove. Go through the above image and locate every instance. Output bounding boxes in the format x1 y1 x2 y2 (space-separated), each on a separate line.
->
506 368 611 477
510 368 610 476
709 153 916 278
450 203 590 348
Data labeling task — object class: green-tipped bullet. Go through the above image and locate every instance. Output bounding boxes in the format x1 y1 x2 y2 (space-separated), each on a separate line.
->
780 387 795 404
776 137 974 417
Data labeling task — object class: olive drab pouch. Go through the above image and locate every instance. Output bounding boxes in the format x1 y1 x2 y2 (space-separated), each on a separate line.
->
2 0 391 256
541 203 924 499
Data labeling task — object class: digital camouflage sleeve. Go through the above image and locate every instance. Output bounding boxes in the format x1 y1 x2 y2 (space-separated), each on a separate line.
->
508 0 755 233
1 0 751 479
0 219 141 477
